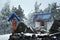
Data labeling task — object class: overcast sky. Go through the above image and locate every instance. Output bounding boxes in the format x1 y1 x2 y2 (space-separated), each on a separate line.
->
0 0 60 16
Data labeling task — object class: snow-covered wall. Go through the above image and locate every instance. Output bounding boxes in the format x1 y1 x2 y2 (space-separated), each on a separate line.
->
46 21 54 32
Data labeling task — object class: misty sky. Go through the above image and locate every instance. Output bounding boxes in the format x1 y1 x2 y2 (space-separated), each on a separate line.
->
0 0 60 16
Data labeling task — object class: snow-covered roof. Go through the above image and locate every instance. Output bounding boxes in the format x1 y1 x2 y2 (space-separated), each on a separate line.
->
8 13 20 21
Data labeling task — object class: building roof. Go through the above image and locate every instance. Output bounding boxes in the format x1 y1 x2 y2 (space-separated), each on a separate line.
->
8 13 20 21
33 13 53 22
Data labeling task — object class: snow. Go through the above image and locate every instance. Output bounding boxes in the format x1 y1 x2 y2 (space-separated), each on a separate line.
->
24 33 49 37
0 34 11 40
0 33 48 40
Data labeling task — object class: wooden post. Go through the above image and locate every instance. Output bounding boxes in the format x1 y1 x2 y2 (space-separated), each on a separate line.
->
12 19 16 32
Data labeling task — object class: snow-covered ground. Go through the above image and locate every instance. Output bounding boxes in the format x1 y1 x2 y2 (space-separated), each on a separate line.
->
0 34 11 40
0 33 49 40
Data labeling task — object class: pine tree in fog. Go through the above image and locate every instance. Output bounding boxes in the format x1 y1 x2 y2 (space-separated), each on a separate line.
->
12 5 24 21
1 1 11 19
0 1 11 34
